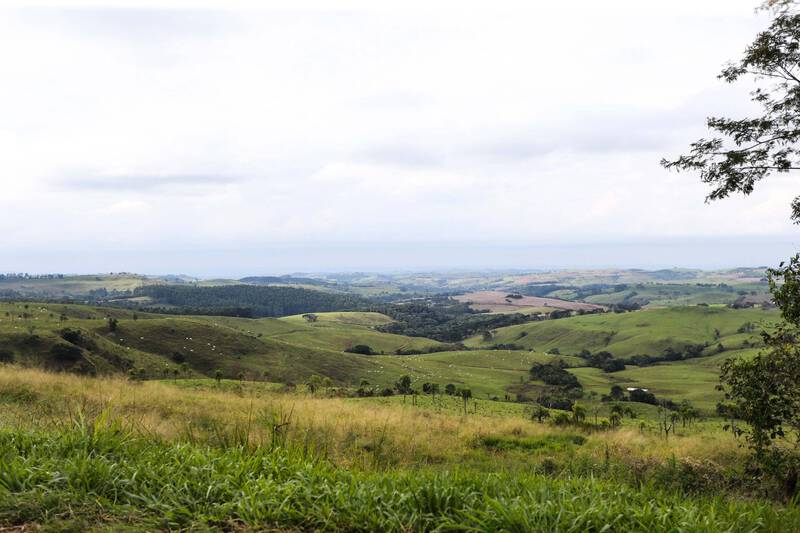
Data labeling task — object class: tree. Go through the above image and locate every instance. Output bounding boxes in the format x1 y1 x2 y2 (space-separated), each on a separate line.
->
658 405 676 440
322 376 333 390
430 383 439 400
571 403 586 424
532 405 550 423
214 369 223 385
307 374 322 394
344 344 375 355
664 5 800 494
460 388 472 415
444 383 456 396
395 375 412 397
662 10 800 223
610 403 625 427
678 400 699 427
107 317 118 332
720 326 800 495
769 254 800 324
609 385 625 401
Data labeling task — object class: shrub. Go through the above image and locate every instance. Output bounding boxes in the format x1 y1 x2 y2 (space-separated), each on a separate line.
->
529 363 580 389
344 345 376 355
49 343 83 363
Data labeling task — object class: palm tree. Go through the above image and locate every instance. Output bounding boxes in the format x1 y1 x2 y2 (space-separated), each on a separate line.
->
571 403 586 424
460 388 472 415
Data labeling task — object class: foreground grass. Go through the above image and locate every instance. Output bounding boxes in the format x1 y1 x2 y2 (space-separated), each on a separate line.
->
0 366 743 472
2 366 797 531
1 425 797 532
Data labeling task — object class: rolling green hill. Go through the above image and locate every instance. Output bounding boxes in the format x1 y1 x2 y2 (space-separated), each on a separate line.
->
0 301 781 414
0 302 406 386
465 306 777 359
567 349 758 412
0 274 154 297
197 312 443 355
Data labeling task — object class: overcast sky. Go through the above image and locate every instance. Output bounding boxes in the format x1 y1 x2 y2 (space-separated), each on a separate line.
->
1 0 798 275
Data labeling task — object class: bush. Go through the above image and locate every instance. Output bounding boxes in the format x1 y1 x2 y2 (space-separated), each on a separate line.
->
536 395 574 411
49 343 84 363
629 389 658 405
344 345 376 355
59 328 84 345
529 363 581 389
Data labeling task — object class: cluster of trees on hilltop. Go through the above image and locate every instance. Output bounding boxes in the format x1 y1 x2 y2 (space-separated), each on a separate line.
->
374 299 537 342
0 273 65 280
125 285 367 318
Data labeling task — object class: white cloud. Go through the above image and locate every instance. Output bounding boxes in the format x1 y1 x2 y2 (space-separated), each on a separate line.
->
0 1 795 273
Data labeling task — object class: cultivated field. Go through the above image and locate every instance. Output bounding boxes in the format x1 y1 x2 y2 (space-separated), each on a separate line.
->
454 290 605 314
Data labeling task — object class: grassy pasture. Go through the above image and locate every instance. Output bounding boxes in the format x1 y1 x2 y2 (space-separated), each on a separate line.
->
0 274 154 296
0 302 777 407
201 311 443 354
578 282 770 307
0 302 412 387
372 350 582 399
465 305 776 358
569 348 760 412
0 366 796 531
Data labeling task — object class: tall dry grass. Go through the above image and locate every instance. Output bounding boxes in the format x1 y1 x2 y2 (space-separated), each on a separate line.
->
0 365 743 470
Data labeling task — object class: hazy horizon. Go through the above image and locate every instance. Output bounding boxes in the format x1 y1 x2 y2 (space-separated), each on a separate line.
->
6 235 796 277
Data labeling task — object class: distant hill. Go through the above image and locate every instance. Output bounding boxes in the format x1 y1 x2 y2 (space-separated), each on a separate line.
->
120 284 367 318
239 275 332 287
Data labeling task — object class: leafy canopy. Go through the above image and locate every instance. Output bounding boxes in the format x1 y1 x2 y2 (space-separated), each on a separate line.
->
662 10 800 222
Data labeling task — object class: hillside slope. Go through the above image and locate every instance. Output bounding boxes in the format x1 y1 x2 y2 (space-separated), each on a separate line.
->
0 302 401 386
185 312 443 354
465 306 776 358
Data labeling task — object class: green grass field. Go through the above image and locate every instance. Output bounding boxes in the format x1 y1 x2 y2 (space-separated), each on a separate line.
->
201 311 443 354
0 274 155 296
0 366 797 531
466 305 776 358
1 299 797 531
0 301 778 410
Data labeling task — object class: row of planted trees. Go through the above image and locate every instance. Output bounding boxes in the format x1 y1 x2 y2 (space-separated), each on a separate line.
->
531 399 701 439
